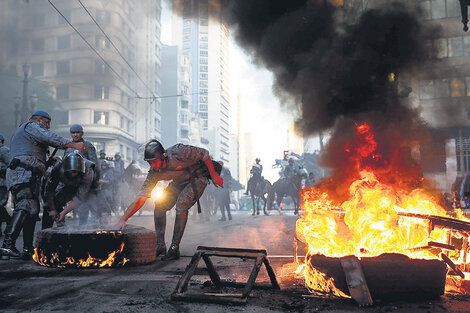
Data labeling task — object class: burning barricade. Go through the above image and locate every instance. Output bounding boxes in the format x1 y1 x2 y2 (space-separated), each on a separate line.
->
293 122 470 302
33 225 156 268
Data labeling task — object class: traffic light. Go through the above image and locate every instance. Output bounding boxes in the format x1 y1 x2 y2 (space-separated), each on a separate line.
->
283 150 289 160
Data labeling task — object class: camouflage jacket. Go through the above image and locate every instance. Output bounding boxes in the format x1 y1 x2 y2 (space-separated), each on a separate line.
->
139 144 209 198
0 144 10 187
6 122 70 188
44 159 98 206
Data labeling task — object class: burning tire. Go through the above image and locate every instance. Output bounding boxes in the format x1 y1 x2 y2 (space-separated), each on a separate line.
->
34 225 156 268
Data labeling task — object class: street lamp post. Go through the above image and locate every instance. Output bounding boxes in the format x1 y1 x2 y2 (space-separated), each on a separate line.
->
14 96 21 127
14 63 38 125
460 0 470 31
21 63 31 122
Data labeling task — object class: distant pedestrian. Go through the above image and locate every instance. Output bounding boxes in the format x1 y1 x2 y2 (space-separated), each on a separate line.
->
0 133 11 236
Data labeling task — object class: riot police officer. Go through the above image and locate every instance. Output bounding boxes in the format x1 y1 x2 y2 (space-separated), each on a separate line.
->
64 124 98 165
45 153 99 227
0 111 86 260
116 140 223 260
0 134 11 236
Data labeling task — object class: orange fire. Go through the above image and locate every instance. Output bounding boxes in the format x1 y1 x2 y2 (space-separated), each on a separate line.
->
295 122 470 295
33 242 130 268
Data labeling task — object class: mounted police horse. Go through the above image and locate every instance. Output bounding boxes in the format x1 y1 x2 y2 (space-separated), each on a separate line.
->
247 176 272 216
269 172 303 215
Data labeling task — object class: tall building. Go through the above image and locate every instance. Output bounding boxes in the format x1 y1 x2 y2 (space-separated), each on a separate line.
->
161 45 192 147
1 0 161 162
172 0 230 164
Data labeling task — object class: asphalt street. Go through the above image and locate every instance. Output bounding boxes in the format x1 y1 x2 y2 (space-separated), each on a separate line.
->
1 209 469 312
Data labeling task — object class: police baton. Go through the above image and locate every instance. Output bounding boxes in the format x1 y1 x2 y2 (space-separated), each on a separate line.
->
45 147 59 168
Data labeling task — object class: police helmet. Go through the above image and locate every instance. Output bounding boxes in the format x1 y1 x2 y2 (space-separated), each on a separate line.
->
70 124 83 132
288 158 294 164
31 110 51 120
115 152 121 157
101 159 109 167
63 152 86 174
144 140 166 161
255 158 260 163
99 150 106 155
0 133 4 141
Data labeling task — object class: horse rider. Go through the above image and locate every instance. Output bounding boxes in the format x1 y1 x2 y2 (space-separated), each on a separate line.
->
116 140 223 260
284 158 299 185
245 158 263 195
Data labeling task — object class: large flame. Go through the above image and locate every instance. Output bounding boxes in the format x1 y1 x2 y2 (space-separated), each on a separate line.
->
295 122 470 295
33 231 130 269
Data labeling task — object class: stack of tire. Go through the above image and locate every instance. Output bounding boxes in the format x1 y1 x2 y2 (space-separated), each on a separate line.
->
34 225 156 267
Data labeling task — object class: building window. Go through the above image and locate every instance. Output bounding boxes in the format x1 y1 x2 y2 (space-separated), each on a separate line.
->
180 129 189 138
94 86 109 99
58 35 71 49
448 0 461 17
432 0 446 19
200 112 208 119
180 112 188 124
419 80 434 100
96 10 111 24
200 81 208 88
451 78 465 97
434 39 447 58
200 104 208 111
95 35 110 49
202 119 208 130
200 65 208 72
449 37 463 57
95 60 109 74
32 14 45 27
92 141 105 152
200 96 208 103
56 85 69 100
181 100 189 109
58 10 71 24
127 120 132 132
56 60 70 75
94 111 109 125
31 63 44 77
200 19 208 26
200 36 208 42
435 79 449 98
126 147 131 160
200 50 208 57
200 58 208 64
154 118 160 131
200 73 208 80
32 38 44 53
120 116 126 129
200 89 208 95
200 43 208 50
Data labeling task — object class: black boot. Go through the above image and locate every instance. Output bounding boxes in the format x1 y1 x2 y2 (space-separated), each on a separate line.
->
22 215 37 260
0 210 28 260
162 211 188 261
226 204 232 221
219 204 226 221
154 210 167 257
0 205 11 237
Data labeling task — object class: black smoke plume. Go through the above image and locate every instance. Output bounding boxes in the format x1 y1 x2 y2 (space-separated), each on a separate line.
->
173 0 443 197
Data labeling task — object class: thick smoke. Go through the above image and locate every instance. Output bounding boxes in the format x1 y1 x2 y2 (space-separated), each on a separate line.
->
222 0 443 198
173 1 443 198
226 1 436 132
